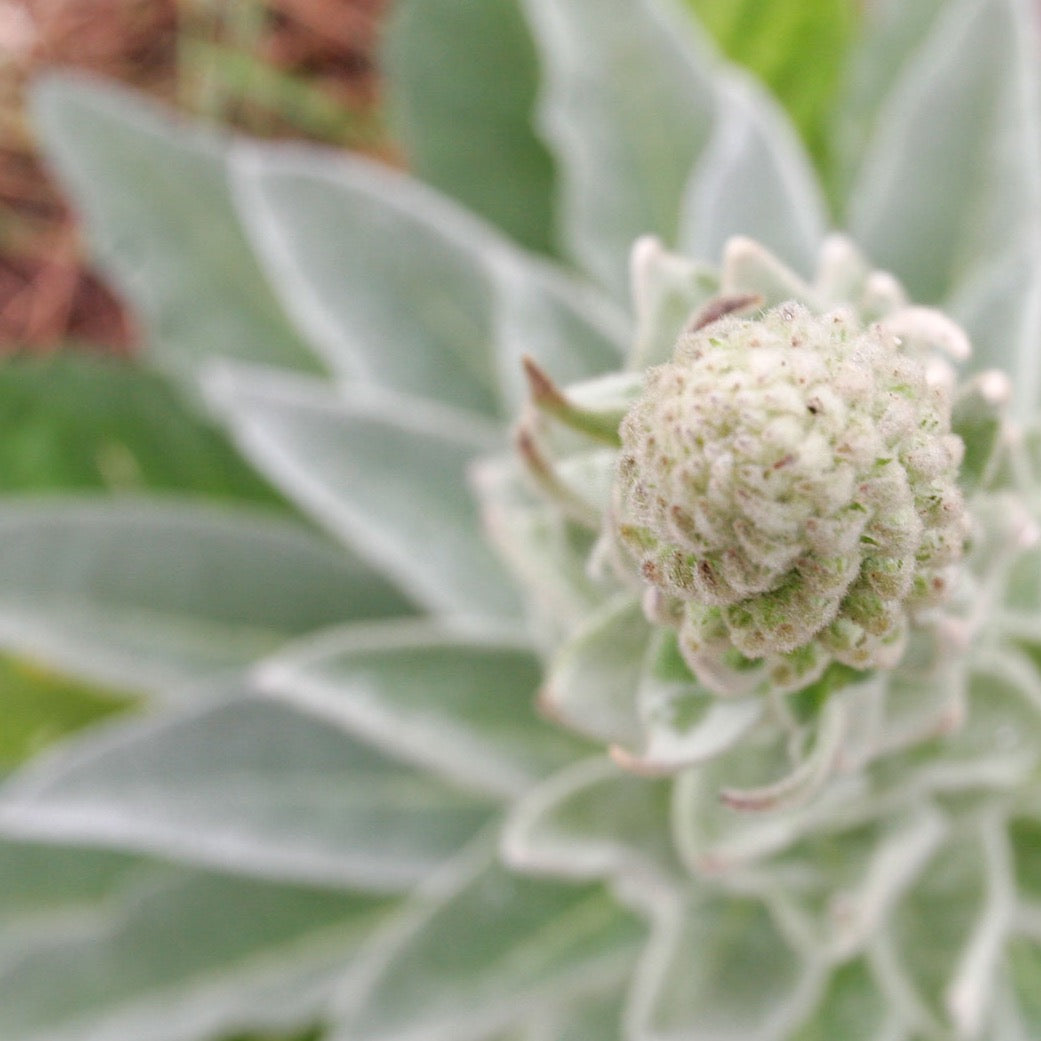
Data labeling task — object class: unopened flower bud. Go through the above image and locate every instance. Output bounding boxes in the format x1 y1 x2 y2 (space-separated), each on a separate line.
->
612 303 969 690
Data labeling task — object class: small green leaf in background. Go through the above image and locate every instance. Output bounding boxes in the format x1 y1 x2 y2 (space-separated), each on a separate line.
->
0 351 282 503
685 0 858 187
0 656 133 771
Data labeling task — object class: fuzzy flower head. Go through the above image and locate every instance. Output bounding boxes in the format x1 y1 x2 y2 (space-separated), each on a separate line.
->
613 303 969 692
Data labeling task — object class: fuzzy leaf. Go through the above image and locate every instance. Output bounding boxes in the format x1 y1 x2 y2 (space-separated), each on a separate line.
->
336 845 644 1041
1004 938 1041 1037
493 988 629 1041
502 757 682 885
0 846 393 1041
493 266 628 412
1009 816 1041 904
1003 533 1041 616
679 72 827 276
205 363 521 620
785 810 947 966
621 695 765 775
0 840 137 930
629 891 823 1041
0 498 408 695
519 0 717 295
719 236 817 307
951 238 1041 420
472 456 612 638
540 596 650 745
231 146 498 416
530 989 627 1041
848 0 1039 297
382 0 557 255
786 960 899 1041
671 733 866 874
0 694 495 891
952 373 1011 495
832 0 951 201
905 655 1041 797
847 0 1041 412
848 630 966 767
882 825 1012 1038
232 146 625 418
619 629 763 773
258 621 590 800
29 75 319 386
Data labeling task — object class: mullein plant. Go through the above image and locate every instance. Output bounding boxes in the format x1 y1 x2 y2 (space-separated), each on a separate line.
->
0 0 1039 1039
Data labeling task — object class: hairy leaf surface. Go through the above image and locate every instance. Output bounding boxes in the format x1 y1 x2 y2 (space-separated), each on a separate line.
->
0 695 495 890
0 499 409 694
30 76 319 386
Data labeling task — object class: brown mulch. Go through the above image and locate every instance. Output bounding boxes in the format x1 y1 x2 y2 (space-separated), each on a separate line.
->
0 0 387 355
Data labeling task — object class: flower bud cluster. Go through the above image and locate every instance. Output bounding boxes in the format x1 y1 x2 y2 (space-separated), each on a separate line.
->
613 303 968 688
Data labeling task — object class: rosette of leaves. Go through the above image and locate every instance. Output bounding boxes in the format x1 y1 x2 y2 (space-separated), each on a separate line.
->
0 1 1039 1041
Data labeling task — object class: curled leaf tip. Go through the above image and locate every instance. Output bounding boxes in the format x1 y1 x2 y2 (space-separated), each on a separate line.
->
687 292 763 333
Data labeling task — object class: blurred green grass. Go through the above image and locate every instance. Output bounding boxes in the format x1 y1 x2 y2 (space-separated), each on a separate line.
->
0 352 285 500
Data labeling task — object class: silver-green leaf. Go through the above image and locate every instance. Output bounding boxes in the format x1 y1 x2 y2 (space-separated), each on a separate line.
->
382 0 558 255
679 73 827 276
628 890 824 1041
205 363 521 620
0 848 393 1041
0 694 495 891
0 498 408 695
232 145 625 419
880 824 1012 1038
786 960 902 1041
540 596 650 746
259 620 590 800
847 0 1041 413
336 843 644 1041
29 75 320 387
502 757 682 886
519 0 717 296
